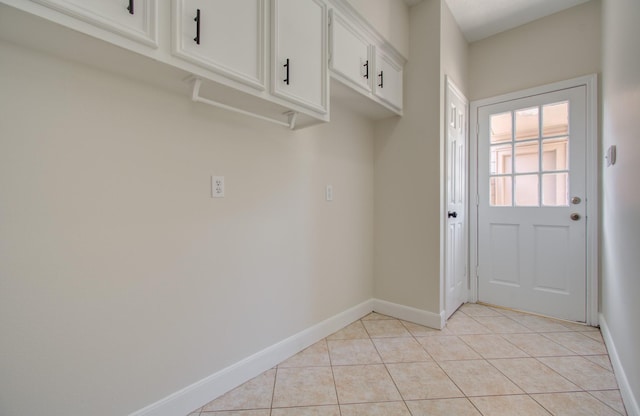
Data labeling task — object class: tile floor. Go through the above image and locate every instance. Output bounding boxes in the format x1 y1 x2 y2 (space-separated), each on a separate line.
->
187 304 627 416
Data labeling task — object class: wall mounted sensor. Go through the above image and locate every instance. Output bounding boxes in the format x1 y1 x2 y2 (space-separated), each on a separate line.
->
605 145 617 167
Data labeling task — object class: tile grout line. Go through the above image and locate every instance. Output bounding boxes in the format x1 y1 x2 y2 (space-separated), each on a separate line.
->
360 315 406 410
191 307 625 416
457 308 555 416
470 313 587 397
399 318 480 412
269 365 278 416
325 336 343 416
445 309 564 415
368 320 415 414
463 307 623 415
584 390 629 415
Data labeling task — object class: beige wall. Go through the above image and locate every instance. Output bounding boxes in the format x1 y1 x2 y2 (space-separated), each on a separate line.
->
441 1 469 96
0 40 374 416
439 1 469 312
347 0 410 58
601 0 640 411
373 0 468 318
373 0 442 313
468 0 601 101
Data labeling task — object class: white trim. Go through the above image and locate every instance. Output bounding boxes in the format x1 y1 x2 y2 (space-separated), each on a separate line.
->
599 314 640 416
128 298 444 416
584 75 599 326
373 299 444 329
128 299 374 416
469 74 599 324
469 85 479 302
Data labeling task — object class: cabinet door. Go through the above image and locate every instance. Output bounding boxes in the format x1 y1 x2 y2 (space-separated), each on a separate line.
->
271 0 328 114
32 0 158 47
173 0 265 90
374 51 403 112
329 9 371 94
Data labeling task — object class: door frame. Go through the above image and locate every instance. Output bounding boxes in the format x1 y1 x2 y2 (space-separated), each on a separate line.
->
469 74 599 325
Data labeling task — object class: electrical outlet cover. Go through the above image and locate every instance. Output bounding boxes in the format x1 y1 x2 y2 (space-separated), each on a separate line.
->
212 176 225 198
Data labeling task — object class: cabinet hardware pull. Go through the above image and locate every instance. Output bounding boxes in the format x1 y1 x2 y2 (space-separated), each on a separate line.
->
284 58 290 85
378 71 384 88
194 9 201 45
363 60 369 79
127 0 134 14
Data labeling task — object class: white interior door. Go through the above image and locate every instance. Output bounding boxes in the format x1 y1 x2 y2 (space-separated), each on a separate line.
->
445 78 468 319
476 86 587 322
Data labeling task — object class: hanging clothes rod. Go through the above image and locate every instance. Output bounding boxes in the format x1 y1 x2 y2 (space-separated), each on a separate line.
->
190 78 298 130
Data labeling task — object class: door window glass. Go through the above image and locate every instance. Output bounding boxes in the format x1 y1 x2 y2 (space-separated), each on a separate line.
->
489 101 570 207
515 107 539 140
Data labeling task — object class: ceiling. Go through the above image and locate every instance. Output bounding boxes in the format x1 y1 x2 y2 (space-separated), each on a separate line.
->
404 0 590 42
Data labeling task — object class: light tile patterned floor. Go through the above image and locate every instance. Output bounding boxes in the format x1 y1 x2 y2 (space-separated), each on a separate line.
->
188 304 627 416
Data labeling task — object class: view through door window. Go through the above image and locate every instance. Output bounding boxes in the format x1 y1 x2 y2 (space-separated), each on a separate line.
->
489 102 570 207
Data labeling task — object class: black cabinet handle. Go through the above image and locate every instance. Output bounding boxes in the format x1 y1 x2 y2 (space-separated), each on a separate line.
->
363 60 369 79
194 9 201 45
127 0 134 14
284 58 290 85
448 211 458 218
378 71 384 88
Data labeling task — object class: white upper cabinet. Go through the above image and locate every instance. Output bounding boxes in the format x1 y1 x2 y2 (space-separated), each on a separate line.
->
329 9 371 94
31 0 158 47
327 1 405 116
373 49 403 112
172 0 265 90
13 0 403 126
271 0 328 114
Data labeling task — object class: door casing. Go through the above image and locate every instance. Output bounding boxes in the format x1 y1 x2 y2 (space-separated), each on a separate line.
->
468 75 599 326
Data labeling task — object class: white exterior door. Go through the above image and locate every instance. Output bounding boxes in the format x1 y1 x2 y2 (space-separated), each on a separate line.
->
476 86 587 322
445 79 468 319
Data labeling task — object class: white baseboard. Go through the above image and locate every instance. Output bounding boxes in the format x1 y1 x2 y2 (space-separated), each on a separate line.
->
600 313 640 416
129 298 444 416
128 299 374 416
372 298 444 329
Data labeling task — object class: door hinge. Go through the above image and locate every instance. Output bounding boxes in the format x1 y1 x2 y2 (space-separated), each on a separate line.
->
475 194 479 206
